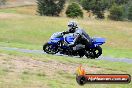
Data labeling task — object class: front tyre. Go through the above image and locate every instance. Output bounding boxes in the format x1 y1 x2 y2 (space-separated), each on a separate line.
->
43 43 58 54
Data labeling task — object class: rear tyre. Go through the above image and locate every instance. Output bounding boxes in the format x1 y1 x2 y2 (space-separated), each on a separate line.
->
43 43 58 54
85 46 102 59
93 46 102 58
85 50 95 59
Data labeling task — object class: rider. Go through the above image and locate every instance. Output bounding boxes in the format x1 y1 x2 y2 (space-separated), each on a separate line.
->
63 21 92 49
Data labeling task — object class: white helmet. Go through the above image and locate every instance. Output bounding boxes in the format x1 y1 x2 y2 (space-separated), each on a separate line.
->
68 21 78 30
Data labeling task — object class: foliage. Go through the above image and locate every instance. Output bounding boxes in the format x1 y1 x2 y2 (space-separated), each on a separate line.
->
114 0 130 5
37 0 65 16
109 5 124 21
0 0 6 5
81 0 108 19
102 0 130 7
107 0 132 21
66 2 83 18
125 0 132 20
80 0 131 20
128 4 132 20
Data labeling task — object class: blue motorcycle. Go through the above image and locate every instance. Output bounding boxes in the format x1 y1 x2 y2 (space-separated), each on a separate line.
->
43 32 105 59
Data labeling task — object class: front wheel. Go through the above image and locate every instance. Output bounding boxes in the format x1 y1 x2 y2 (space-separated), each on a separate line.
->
43 43 58 54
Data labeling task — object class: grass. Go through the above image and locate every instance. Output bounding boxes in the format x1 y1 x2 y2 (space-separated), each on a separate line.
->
0 10 131 58
0 49 132 74
0 49 132 88
0 41 41 50
0 5 132 88
0 5 37 15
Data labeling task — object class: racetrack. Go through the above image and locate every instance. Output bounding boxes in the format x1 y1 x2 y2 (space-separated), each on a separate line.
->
0 46 132 64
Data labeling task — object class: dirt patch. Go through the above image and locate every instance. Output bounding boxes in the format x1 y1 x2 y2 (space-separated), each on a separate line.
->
0 0 36 8
0 13 23 19
0 54 102 76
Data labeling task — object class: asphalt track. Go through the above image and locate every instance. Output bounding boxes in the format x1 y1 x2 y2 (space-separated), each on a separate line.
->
0 46 132 64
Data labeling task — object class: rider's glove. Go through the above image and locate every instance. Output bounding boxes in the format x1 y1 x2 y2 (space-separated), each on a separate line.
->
62 31 69 35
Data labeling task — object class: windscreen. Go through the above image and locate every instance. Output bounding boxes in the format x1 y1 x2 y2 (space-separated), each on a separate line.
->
50 32 63 39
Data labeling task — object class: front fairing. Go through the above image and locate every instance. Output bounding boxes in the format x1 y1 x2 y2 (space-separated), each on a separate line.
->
49 32 64 43
64 33 75 44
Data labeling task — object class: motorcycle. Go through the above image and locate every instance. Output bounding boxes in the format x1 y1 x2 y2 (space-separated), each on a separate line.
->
43 32 105 59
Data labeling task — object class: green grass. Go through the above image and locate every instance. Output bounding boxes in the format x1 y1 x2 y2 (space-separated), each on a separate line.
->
0 5 132 88
103 47 132 59
0 11 132 58
0 49 132 74
0 5 37 15
0 41 41 50
0 49 132 88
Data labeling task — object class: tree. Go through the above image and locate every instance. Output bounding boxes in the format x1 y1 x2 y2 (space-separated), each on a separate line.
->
81 0 108 19
107 0 131 20
66 2 83 18
37 0 65 16
81 0 93 11
114 0 129 5
128 5 132 21
104 0 130 7
68 0 80 3
0 0 6 6
108 5 124 21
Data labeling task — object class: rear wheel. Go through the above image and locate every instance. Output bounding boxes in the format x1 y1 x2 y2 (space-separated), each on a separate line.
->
85 46 102 59
92 46 102 58
43 43 58 54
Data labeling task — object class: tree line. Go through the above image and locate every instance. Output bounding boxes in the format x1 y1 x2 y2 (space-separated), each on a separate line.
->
37 0 132 21
1 0 131 21
81 0 132 20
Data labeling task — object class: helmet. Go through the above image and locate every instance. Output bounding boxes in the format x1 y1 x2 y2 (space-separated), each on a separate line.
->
68 21 78 32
